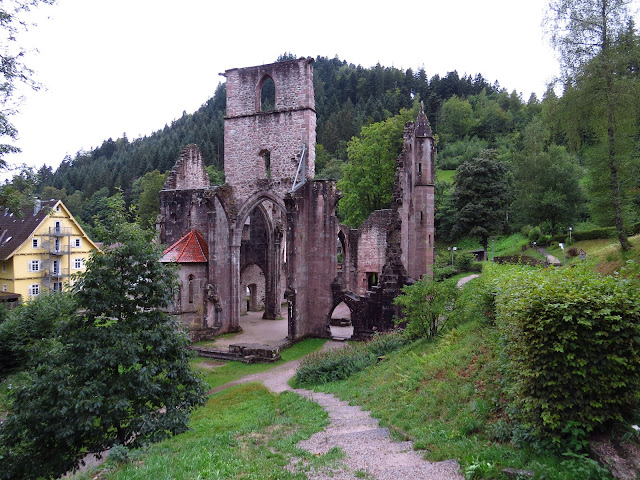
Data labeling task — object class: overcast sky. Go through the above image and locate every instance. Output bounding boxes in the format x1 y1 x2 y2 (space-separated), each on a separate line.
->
6 0 567 177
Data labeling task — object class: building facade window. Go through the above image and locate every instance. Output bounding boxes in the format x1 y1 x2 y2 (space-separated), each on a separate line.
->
73 258 85 269
28 284 40 296
2 284 6 292
28 260 40 272
32 238 39 248
74 238 81 248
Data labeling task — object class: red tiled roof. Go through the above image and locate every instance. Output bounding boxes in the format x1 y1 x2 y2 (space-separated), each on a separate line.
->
161 230 208 263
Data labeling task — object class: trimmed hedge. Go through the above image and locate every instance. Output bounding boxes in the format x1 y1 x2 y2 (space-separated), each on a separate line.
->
485 263 640 449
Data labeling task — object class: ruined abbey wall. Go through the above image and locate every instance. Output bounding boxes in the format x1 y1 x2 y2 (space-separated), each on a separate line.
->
223 59 316 203
158 58 435 346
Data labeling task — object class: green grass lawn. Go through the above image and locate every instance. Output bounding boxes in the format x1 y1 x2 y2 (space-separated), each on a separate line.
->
73 384 338 480
544 233 640 275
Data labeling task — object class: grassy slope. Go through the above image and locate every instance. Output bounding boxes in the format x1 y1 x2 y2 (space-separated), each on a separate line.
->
544 233 640 275
307 278 597 478
75 385 336 480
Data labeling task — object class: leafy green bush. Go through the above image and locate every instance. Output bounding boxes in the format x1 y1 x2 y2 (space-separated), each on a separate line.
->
537 234 552 246
550 226 622 243
434 265 457 280
527 225 542 243
394 278 459 339
292 330 407 387
454 252 475 272
486 263 640 449
469 261 484 273
0 293 76 377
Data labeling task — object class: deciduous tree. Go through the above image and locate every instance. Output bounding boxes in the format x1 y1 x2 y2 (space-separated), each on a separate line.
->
511 118 586 233
0 0 56 163
547 0 638 250
338 106 417 227
0 195 206 480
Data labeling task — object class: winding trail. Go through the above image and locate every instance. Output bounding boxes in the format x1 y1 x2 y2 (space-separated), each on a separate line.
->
210 340 464 479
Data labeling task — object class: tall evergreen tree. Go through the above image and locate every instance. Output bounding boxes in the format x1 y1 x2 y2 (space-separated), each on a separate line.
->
451 150 512 257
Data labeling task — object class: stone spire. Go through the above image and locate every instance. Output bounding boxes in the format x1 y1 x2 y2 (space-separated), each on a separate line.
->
415 101 433 138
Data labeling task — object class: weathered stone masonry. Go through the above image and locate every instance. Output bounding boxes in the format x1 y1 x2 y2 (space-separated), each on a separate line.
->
158 57 435 344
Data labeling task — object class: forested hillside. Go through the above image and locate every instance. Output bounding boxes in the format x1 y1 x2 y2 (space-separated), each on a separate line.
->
32 55 499 226
30 27 640 247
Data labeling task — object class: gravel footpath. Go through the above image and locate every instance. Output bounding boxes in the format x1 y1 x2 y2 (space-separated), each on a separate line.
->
213 341 464 480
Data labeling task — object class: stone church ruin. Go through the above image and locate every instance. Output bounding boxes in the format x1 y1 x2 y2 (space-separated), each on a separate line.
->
158 57 435 350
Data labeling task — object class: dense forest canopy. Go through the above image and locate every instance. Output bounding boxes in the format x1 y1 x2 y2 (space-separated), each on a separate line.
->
27 47 640 242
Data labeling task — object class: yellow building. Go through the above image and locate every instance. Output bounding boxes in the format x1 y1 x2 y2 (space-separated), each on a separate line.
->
0 199 99 303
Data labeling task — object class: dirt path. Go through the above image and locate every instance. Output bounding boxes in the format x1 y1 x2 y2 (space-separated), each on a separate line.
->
456 274 480 287
212 341 464 479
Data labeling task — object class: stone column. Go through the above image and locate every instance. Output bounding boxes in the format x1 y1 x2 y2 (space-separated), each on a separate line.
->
229 239 241 332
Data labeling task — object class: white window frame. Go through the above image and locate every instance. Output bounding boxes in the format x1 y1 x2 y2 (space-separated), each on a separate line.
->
74 238 81 248
32 238 39 248
73 257 85 269
28 284 40 297
28 260 40 272
2 284 7 292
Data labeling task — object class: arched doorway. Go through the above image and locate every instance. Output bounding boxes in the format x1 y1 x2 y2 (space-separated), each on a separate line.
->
236 196 287 324
240 263 265 315
329 301 353 340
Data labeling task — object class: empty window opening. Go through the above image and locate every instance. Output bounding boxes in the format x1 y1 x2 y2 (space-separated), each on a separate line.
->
366 272 378 291
337 231 346 272
260 76 275 112
420 211 424 223
418 163 422 174
188 275 195 304
260 150 271 178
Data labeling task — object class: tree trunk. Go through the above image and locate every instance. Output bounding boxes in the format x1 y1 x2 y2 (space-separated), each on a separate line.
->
606 72 630 251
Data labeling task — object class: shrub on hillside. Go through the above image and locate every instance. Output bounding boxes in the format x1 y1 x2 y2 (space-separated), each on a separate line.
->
485 263 640 450
434 265 457 281
394 278 459 339
469 261 483 272
454 252 475 272
292 330 407 387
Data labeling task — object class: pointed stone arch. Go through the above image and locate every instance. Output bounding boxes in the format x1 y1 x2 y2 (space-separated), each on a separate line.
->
257 74 276 112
